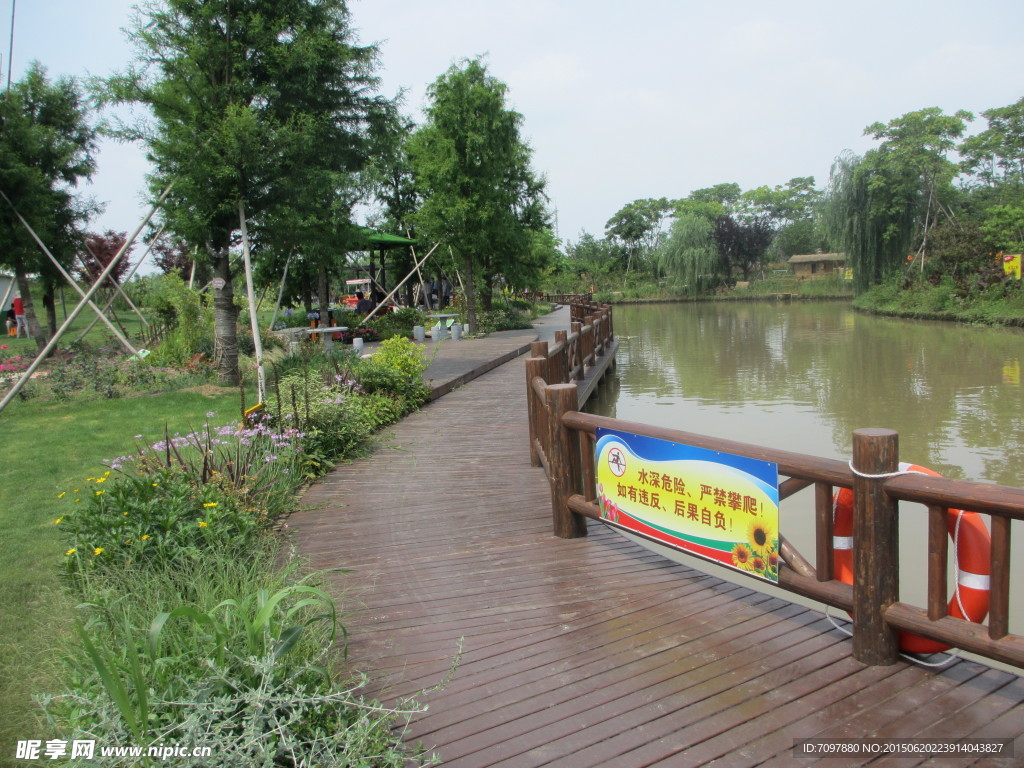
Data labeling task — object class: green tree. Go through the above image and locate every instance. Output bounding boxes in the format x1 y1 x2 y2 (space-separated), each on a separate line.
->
0 62 97 349
738 177 821 226
824 108 971 292
552 232 624 292
108 0 383 384
960 97 1024 191
713 215 774 281
960 98 1024 262
689 183 741 208
739 177 825 259
409 58 548 331
362 100 422 303
656 213 718 295
604 197 675 273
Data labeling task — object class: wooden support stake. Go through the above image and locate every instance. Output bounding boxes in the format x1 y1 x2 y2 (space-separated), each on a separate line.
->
547 383 587 538
851 428 900 666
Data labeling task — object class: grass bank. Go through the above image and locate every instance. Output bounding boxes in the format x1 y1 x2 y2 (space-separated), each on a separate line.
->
591 273 853 304
854 277 1024 326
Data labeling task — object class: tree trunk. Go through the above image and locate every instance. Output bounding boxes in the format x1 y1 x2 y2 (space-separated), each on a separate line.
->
481 272 494 311
301 272 313 316
13 255 46 351
317 259 330 322
42 279 57 339
462 251 478 334
210 246 240 385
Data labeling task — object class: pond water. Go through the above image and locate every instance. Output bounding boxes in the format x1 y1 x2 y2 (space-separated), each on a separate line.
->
586 300 1024 638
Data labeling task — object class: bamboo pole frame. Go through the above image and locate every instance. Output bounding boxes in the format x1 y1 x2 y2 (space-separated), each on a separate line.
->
73 225 165 344
0 189 137 354
0 182 173 414
358 242 441 326
238 201 266 404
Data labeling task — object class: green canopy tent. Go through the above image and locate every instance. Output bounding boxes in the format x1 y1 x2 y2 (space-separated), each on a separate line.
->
268 228 420 330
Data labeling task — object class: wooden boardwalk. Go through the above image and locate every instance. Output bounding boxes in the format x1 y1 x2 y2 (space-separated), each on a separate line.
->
286 350 1024 766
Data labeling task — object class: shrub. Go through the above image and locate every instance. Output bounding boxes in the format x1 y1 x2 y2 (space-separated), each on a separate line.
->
368 306 426 340
474 306 531 333
145 274 214 366
354 336 430 402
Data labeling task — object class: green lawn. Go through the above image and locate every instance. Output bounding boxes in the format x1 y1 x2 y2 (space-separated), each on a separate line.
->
0 385 254 748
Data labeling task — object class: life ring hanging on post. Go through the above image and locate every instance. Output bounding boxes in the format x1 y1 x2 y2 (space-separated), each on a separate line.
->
832 462 992 655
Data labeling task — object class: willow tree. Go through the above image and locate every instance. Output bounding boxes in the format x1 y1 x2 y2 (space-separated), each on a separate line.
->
825 108 970 293
108 0 383 384
657 213 718 295
409 58 548 331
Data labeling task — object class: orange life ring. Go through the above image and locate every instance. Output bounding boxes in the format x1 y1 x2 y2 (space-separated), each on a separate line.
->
832 462 991 654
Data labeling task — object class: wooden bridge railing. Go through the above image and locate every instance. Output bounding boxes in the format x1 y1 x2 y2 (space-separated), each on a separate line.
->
525 323 1024 670
526 302 613 473
521 292 594 305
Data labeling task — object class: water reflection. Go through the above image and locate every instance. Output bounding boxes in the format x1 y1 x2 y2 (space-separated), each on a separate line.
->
591 302 1024 486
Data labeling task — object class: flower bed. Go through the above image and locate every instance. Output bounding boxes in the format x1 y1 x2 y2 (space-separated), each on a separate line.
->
44 339 438 766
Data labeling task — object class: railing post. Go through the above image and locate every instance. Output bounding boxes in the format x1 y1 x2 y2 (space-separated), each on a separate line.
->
851 428 900 666
554 330 569 384
525 356 547 467
570 322 582 379
584 321 596 366
546 383 587 538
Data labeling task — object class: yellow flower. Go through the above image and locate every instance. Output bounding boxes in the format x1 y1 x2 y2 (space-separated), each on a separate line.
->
95 490 105 496
747 518 777 553
203 502 218 508
141 535 150 541
73 489 79 493
124 539 132 544
103 471 111 477
731 543 755 570
151 483 158 487
86 477 95 482
93 547 104 556
65 548 76 557
57 491 66 499
198 521 208 528
54 517 63 525
95 476 107 484
123 511 128 516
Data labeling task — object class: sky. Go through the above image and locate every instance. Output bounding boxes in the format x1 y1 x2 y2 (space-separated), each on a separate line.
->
4 0 1023 246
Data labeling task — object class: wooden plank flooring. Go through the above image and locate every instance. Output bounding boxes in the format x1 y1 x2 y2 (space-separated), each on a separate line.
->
286 355 1024 767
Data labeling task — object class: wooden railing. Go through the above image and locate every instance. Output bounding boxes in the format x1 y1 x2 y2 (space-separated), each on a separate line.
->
526 302 613 488
525 319 1024 670
524 292 593 305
